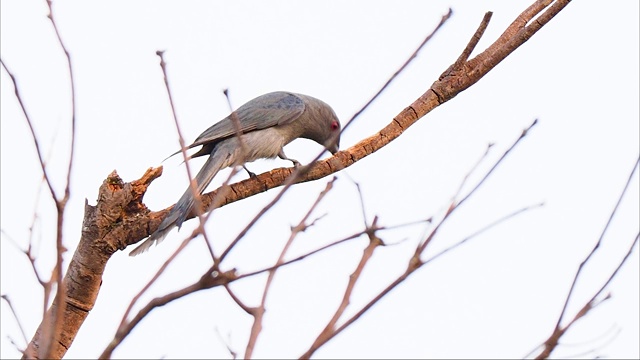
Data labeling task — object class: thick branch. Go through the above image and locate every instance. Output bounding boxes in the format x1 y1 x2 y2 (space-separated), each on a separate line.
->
23 169 161 359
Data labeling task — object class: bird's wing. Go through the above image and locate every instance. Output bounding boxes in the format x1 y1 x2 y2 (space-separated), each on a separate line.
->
189 92 305 148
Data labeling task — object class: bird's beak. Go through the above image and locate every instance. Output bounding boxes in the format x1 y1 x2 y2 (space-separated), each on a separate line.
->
326 137 339 155
328 144 339 155
325 132 340 155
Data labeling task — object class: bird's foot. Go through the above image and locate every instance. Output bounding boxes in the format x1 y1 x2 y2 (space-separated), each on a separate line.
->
243 165 257 178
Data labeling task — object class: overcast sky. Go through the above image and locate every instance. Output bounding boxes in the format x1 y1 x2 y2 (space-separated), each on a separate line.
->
1 1 638 359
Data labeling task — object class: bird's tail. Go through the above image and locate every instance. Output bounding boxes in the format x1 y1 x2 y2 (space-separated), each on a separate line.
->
129 152 228 256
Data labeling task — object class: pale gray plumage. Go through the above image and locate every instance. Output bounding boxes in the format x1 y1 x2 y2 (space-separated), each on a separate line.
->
130 91 341 256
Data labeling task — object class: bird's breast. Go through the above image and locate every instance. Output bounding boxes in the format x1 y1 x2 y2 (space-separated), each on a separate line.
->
232 127 288 163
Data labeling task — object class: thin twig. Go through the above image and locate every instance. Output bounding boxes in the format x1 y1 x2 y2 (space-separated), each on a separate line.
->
0 230 48 289
0 61 57 204
343 173 369 228
1 295 29 348
423 202 544 266
222 88 251 165
451 142 494 202
344 8 453 130
554 156 639 330
0 60 61 318
303 218 383 358
245 178 335 358
101 267 238 359
116 234 192 332
449 11 492 73
417 120 537 256
223 284 254 315
534 157 640 359
10 0 80 356
156 50 216 260
217 169 306 262
235 217 429 282
214 327 238 360
455 120 537 211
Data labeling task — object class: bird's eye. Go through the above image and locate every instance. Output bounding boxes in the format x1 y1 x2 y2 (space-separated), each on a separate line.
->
331 121 339 130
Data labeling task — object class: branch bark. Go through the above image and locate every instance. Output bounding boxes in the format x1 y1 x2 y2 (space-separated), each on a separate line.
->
23 168 161 359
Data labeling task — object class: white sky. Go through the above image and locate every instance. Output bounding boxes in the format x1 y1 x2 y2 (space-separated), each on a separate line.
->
1 0 638 359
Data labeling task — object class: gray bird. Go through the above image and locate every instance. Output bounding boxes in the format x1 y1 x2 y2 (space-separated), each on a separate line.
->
130 91 341 256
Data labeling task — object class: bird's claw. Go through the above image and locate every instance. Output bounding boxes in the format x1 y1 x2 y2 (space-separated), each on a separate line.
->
243 165 257 178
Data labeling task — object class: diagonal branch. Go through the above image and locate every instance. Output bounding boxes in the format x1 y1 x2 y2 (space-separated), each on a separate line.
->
244 178 336 359
146 1 571 241
6 0 80 357
532 157 640 359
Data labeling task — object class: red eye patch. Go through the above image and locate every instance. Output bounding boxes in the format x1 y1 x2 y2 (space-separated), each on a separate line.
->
331 121 339 130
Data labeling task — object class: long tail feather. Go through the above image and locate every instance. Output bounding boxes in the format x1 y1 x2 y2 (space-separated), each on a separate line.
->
129 151 229 256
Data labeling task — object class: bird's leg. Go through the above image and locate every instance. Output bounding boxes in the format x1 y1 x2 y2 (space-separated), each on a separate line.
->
278 150 301 167
243 165 257 178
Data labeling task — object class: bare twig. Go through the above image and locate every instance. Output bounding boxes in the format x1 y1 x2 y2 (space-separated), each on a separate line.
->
44 0 77 204
0 61 57 317
245 178 335 358
222 88 251 165
1 295 29 349
450 11 492 73
156 50 215 260
223 284 254 315
215 327 238 360
343 8 453 131
342 173 370 227
100 268 238 359
217 167 308 262
555 157 639 329
234 219 430 282
0 60 58 205
456 120 537 211
547 325 620 359
116 233 193 335
417 120 538 256
303 217 383 358
451 142 494 202
3 0 80 357
533 157 640 359
44 5 78 356
0 230 49 293
423 202 544 266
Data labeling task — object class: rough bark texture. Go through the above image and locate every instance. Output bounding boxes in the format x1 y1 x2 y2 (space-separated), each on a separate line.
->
23 168 161 359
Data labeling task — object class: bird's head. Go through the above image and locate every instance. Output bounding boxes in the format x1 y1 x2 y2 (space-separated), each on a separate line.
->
299 94 341 155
